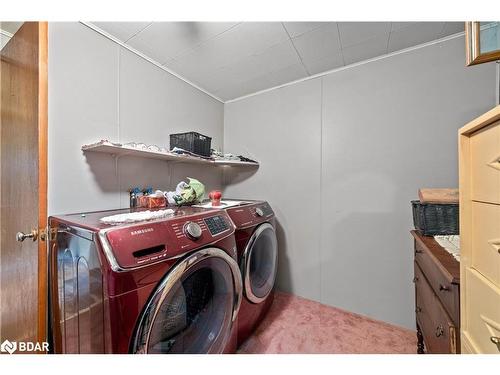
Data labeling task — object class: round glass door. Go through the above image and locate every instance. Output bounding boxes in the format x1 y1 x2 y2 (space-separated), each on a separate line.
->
243 223 278 304
131 248 241 354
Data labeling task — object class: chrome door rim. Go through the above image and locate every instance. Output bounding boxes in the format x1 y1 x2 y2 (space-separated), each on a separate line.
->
242 223 278 304
131 247 242 354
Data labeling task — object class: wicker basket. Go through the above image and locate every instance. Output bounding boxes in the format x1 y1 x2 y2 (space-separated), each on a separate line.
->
411 200 459 236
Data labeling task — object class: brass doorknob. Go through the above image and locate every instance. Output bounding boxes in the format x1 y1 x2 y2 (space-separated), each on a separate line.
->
16 229 38 242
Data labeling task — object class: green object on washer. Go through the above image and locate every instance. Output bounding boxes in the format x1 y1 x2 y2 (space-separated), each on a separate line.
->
179 177 205 204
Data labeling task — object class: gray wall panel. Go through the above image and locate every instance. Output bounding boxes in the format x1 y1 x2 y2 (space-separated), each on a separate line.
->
321 36 496 328
48 22 120 214
224 78 322 301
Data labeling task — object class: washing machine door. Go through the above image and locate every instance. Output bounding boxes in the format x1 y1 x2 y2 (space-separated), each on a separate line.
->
242 223 278 304
130 247 242 354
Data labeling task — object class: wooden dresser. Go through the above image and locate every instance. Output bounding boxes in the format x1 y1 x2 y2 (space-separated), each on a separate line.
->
459 106 500 354
411 230 460 353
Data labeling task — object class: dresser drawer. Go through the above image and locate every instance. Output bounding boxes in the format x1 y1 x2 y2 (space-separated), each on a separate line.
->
414 263 458 353
470 121 500 204
463 268 500 354
471 201 500 287
415 240 459 325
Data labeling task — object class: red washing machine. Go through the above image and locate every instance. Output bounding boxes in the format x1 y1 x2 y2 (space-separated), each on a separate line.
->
222 200 278 345
48 206 242 354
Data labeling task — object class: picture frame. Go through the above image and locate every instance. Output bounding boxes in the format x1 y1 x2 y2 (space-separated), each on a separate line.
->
466 21 500 66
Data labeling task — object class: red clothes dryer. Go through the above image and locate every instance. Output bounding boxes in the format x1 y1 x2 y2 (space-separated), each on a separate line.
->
223 200 278 345
48 207 242 354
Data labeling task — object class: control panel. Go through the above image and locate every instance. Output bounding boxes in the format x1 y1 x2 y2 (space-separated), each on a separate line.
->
103 211 234 269
226 202 275 228
259 203 274 217
204 215 230 236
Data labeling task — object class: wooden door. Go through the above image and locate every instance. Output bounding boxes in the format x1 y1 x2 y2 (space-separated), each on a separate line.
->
0 22 48 349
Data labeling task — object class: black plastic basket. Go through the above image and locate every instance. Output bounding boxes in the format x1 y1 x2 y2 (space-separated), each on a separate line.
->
411 200 459 236
170 131 212 157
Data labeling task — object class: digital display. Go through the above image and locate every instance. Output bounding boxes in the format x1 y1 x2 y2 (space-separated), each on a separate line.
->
260 204 273 216
204 216 229 236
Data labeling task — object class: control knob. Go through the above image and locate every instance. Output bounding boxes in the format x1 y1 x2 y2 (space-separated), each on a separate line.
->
255 207 264 217
184 221 202 240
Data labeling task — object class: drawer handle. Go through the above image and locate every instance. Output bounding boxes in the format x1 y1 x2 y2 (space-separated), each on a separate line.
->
415 249 423 255
439 284 450 292
415 307 422 313
491 336 500 350
487 157 500 171
488 239 500 254
435 325 444 337
413 276 419 283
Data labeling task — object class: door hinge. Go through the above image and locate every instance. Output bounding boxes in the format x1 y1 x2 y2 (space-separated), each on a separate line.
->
47 226 59 241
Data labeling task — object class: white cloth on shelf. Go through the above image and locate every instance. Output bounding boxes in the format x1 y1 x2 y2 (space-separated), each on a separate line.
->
433 235 460 261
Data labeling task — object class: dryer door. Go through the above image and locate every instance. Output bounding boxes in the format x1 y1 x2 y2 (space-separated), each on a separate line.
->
130 248 242 354
242 223 278 304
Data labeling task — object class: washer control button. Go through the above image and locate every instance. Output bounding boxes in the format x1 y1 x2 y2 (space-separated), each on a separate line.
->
184 222 202 240
255 207 264 217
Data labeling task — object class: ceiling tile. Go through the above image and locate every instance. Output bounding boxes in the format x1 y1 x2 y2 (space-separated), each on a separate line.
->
303 52 344 75
263 63 308 87
0 22 23 35
171 23 290 74
127 22 238 63
221 39 302 84
441 22 465 36
392 22 464 38
166 39 302 95
292 24 342 70
283 22 332 38
391 22 418 32
91 22 152 42
342 35 389 65
214 75 270 101
388 22 445 53
215 62 307 100
338 22 391 48
163 58 225 91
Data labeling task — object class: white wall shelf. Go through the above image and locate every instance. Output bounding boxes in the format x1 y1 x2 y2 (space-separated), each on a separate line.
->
214 159 259 166
82 140 259 167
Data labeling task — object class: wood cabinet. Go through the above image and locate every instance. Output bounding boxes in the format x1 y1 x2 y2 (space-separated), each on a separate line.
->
411 230 460 353
459 106 500 354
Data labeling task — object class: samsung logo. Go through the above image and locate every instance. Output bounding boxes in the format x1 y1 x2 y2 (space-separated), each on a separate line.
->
131 228 154 236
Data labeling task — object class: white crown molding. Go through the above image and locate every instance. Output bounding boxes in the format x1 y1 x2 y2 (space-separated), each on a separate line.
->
226 31 465 104
80 21 225 103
